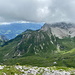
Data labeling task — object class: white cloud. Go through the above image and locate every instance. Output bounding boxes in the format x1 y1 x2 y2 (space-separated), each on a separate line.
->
37 7 49 20
0 0 74 23
0 21 44 25
16 21 30 23
0 22 11 25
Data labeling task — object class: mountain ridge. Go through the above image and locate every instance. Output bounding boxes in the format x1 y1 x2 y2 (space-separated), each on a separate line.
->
42 22 75 38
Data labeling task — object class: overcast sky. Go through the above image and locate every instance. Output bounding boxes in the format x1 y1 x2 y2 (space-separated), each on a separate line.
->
0 0 75 23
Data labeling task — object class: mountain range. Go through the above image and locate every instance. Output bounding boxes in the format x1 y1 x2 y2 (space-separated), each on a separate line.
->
0 22 75 67
0 22 44 39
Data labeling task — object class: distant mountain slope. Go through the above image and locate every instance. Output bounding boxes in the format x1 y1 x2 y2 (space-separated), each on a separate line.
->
0 22 44 39
0 35 8 46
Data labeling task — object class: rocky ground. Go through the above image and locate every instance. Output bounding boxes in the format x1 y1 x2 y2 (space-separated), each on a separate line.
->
0 65 75 75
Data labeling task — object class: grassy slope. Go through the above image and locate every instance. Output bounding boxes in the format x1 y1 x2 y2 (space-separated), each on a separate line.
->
0 31 75 67
0 37 75 67
3 48 75 68
0 34 22 62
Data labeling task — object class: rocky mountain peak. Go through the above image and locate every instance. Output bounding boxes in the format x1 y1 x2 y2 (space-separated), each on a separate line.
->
41 22 75 38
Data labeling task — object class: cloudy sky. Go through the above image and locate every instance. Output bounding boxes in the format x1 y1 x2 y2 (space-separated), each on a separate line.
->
0 0 75 23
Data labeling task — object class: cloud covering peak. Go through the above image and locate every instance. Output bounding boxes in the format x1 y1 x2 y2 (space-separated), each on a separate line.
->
0 0 75 23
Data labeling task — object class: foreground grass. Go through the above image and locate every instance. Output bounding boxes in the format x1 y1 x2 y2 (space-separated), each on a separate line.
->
0 65 22 75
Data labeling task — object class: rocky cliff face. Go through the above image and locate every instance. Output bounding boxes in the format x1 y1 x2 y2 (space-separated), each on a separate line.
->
41 22 75 38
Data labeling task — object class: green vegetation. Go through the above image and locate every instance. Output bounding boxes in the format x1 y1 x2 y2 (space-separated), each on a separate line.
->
3 48 75 68
0 66 23 75
0 26 75 68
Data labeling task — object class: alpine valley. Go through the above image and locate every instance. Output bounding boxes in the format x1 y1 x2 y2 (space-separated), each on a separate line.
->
0 22 75 68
